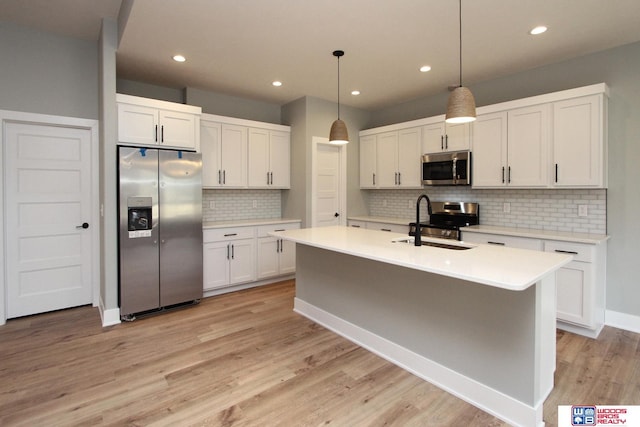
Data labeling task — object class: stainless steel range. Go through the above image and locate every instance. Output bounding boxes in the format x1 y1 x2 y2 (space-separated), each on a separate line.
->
409 201 479 241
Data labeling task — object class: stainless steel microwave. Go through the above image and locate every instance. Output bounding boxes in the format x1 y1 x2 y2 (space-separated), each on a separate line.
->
422 151 471 186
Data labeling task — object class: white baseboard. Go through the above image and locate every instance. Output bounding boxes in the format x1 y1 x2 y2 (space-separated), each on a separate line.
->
294 297 544 427
99 297 121 327
606 310 640 334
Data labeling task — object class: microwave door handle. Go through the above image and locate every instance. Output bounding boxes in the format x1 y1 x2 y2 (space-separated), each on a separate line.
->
452 158 457 184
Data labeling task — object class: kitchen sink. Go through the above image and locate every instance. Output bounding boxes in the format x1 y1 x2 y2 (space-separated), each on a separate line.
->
391 237 473 250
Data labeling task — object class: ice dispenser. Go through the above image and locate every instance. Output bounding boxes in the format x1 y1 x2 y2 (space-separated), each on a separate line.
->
127 196 152 238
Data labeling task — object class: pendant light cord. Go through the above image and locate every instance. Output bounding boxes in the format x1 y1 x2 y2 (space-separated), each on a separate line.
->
337 54 341 119
459 0 463 88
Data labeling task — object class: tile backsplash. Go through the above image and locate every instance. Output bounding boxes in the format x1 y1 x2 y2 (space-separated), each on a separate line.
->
203 189 281 222
367 188 607 235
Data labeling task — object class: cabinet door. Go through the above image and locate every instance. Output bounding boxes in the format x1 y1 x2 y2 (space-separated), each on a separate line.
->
555 262 592 327
471 112 508 187
279 240 296 275
269 131 290 188
397 127 423 188
221 124 247 187
553 95 602 187
507 105 549 187
118 103 159 145
359 135 377 188
203 242 230 290
229 238 256 285
422 122 445 153
257 237 279 279
444 122 470 151
201 121 221 187
248 128 270 187
158 110 196 149
376 131 399 188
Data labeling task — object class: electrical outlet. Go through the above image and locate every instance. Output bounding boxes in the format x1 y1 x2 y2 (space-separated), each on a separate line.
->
209 201 215 209
503 202 511 213
578 205 588 217
253 200 257 209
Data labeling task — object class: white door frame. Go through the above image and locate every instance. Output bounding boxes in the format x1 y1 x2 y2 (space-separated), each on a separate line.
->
0 110 100 325
311 136 347 227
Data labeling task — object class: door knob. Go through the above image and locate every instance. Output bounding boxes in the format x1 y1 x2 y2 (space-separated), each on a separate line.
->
76 222 89 229
334 213 340 218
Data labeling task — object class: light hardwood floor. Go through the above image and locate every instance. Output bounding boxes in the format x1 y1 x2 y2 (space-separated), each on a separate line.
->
0 280 638 426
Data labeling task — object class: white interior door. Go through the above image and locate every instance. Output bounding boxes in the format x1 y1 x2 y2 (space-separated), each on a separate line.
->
312 137 345 227
4 121 93 318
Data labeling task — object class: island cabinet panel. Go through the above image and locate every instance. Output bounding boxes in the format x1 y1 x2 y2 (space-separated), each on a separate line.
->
293 244 556 427
552 94 606 188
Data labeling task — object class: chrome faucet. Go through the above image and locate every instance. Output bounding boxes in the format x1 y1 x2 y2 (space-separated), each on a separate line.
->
415 194 432 246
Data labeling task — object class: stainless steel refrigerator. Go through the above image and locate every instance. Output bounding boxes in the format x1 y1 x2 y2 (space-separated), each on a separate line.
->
118 146 203 320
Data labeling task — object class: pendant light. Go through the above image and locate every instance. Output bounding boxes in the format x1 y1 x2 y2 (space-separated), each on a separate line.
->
445 0 476 124
329 50 349 145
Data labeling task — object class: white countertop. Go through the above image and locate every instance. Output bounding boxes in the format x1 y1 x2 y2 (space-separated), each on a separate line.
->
347 216 412 226
271 226 571 291
203 218 301 229
463 225 609 245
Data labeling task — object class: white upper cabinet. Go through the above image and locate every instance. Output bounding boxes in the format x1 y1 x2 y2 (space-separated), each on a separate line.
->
359 128 422 189
117 94 201 151
201 120 248 188
200 113 290 189
507 104 550 187
248 128 290 188
473 104 549 188
471 112 508 187
359 135 377 188
422 121 470 153
552 94 606 188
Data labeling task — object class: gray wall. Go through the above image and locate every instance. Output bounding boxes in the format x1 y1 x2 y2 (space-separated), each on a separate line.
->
0 22 98 119
186 87 282 124
116 79 184 104
369 41 640 319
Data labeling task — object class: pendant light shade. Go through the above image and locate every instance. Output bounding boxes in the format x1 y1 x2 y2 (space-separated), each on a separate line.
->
329 50 349 145
445 0 476 124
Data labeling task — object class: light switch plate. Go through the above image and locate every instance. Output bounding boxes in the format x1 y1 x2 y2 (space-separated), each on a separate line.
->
578 205 588 217
503 202 511 213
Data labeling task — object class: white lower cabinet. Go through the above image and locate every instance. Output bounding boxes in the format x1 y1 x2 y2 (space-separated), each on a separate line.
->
347 219 408 234
463 231 606 338
204 221 300 293
203 227 256 291
256 222 300 279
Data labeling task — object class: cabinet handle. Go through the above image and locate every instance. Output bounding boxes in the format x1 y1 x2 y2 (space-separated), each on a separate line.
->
373 173 376 186
161 125 164 142
270 171 273 185
488 241 506 246
223 170 226 184
555 249 579 255
394 172 398 185
508 166 511 183
274 229 285 232
440 135 444 150
555 163 558 183
267 171 270 185
278 239 282 253
226 244 230 259
155 125 158 142
502 166 505 184
231 244 235 259
445 134 448 150
398 172 401 185
351 224 361 228
218 170 222 184
381 228 392 232
224 233 237 237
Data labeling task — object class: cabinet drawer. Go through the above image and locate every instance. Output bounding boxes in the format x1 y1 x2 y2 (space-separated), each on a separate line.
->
203 227 255 243
256 222 300 238
544 241 593 262
462 232 543 251
348 220 367 228
369 223 408 234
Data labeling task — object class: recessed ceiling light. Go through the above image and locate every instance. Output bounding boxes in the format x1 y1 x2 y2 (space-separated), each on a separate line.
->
529 26 548 35
272 81 282 87
351 90 360 96
172 55 186 62
420 65 432 73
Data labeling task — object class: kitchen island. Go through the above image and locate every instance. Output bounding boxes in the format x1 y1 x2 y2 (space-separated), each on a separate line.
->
270 226 572 427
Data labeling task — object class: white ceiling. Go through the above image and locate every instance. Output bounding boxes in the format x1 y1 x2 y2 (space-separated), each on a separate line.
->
3 0 640 111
